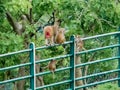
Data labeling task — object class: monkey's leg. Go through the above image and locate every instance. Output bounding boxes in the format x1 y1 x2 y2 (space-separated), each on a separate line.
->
52 71 55 79
45 39 49 46
50 36 54 45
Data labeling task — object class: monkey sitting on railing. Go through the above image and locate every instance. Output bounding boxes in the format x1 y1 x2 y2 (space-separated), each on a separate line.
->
75 35 86 52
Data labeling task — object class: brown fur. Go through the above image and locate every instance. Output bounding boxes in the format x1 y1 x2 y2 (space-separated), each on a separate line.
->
43 22 60 45
48 60 57 79
43 26 54 45
76 35 86 51
55 28 66 44
43 60 57 79
44 26 54 38
43 19 61 45
48 60 56 72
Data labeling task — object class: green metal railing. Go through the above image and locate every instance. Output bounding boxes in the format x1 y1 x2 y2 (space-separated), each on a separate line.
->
0 31 120 90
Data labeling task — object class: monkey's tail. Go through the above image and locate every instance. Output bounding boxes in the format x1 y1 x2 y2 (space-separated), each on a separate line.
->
43 65 48 70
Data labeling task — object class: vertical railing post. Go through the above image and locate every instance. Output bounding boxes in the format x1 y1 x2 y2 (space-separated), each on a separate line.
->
118 27 120 87
70 35 75 90
29 42 36 90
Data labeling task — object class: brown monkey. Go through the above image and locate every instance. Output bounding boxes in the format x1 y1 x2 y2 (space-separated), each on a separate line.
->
53 19 60 37
43 19 60 45
75 35 86 51
44 60 57 79
55 28 66 44
48 60 57 79
43 26 54 45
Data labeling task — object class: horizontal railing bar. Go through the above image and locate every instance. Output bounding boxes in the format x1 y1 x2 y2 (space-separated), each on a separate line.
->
0 75 32 85
75 56 120 68
36 79 72 89
0 31 120 89
0 62 31 71
36 54 72 64
82 31 120 41
75 77 120 89
0 49 31 57
36 66 71 76
35 32 120 51
75 69 120 81
36 41 73 50
76 44 120 55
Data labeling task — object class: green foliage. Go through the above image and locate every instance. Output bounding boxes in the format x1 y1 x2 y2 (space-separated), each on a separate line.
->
89 83 120 90
0 32 24 53
1 0 120 89
0 1 5 23
5 0 31 15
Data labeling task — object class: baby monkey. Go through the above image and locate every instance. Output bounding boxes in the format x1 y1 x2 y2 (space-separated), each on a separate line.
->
44 59 57 79
48 60 57 79
55 28 66 44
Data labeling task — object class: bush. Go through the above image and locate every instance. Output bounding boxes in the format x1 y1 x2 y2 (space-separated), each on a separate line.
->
89 83 120 90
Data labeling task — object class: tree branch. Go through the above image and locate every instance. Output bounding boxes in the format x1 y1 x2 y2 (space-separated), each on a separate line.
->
100 18 118 29
6 12 17 31
6 11 23 35
24 8 33 24
29 8 33 23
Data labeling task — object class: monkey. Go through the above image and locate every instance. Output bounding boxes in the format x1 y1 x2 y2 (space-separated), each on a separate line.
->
43 60 57 79
43 26 54 45
52 19 60 39
43 19 60 45
55 28 66 44
48 60 57 79
75 35 86 51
